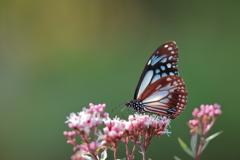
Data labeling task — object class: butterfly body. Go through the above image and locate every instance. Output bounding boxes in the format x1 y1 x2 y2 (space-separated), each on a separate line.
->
126 41 187 119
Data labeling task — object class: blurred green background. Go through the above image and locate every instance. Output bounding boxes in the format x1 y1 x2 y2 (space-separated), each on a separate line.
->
0 1 239 160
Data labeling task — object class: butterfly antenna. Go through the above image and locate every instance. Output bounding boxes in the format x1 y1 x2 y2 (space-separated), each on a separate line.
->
120 106 126 119
112 102 128 119
112 102 125 113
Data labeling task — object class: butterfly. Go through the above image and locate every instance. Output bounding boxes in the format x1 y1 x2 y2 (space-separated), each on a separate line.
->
125 41 187 119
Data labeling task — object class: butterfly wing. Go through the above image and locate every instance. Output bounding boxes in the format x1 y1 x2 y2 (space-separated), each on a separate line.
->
138 75 187 119
134 41 179 99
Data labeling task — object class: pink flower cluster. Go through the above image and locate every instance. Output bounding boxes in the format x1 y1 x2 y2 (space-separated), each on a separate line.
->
188 104 222 135
64 103 171 160
65 103 108 134
102 117 126 147
192 103 222 119
64 103 108 160
100 114 170 160
101 114 170 146
125 114 170 137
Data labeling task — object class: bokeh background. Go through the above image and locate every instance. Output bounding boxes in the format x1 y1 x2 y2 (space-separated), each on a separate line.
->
0 1 239 160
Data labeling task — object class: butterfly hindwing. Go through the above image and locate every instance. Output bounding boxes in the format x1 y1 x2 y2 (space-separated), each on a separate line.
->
138 75 187 119
134 41 179 99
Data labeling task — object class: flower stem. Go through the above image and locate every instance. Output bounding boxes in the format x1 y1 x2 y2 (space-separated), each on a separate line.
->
124 137 131 160
130 142 137 160
138 134 146 160
195 132 206 160
113 144 118 160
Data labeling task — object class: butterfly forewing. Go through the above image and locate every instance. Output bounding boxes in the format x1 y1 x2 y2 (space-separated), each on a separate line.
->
134 41 179 99
138 75 187 119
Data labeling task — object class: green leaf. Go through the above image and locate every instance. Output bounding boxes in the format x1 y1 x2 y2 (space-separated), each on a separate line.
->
178 138 194 158
202 130 223 152
206 130 223 141
173 156 181 160
190 133 197 157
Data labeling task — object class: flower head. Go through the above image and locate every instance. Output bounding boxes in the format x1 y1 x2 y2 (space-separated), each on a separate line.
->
101 116 126 147
125 114 170 139
188 103 222 134
65 103 108 135
192 103 222 119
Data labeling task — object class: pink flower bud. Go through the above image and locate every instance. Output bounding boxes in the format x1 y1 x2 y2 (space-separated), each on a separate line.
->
213 103 221 109
192 108 199 117
197 111 203 118
214 109 222 115
190 129 196 134
189 119 199 126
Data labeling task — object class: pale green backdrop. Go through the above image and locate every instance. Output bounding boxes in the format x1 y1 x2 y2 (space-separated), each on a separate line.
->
0 1 239 160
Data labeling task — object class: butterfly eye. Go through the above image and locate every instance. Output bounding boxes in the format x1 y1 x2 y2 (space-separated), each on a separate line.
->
126 41 187 119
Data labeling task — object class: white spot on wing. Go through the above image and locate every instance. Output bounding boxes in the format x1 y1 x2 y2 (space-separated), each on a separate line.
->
164 45 168 48
144 104 167 112
151 56 161 66
171 51 174 54
148 59 152 65
156 84 162 90
155 69 160 73
160 83 172 91
168 47 173 50
137 70 154 97
161 72 167 77
161 66 165 71
151 74 161 83
161 98 169 103
151 54 166 66
167 63 171 68
173 81 178 86
144 102 163 106
160 58 167 63
151 55 166 66
166 77 172 81
143 91 168 103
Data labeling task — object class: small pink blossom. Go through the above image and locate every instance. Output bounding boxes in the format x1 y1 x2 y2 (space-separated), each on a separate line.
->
124 114 170 146
102 117 126 146
192 108 199 117
215 109 222 115
63 131 76 137
65 103 108 135
189 119 199 126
